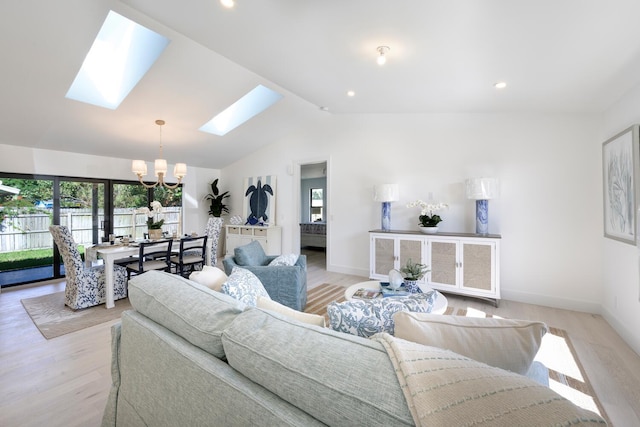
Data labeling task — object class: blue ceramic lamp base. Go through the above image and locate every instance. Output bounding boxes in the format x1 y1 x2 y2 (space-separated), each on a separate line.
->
381 202 391 231
476 199 488 234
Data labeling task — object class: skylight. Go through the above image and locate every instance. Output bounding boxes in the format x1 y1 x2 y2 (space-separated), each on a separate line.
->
65 11 170 109
199 85 283 136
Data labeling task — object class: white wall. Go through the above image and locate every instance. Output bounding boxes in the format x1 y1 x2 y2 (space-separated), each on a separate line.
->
0 144 219 234
601 82 640 356
222 111 604 314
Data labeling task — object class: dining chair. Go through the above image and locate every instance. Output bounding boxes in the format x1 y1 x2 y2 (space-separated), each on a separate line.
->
125 239 173 279
170 235 208 277
205 217 224 266
49 225 128 310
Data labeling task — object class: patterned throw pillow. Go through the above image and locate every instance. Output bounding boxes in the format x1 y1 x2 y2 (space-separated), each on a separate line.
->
221 267 270 306
268 253 298 266
327 291 435 338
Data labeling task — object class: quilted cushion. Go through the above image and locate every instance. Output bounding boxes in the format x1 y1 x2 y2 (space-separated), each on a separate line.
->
393 312 547 375
233 240 267 266
221 267 270 306
327 291 435 337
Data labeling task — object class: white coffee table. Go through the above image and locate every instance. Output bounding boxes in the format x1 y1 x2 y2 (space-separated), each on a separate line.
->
344 280 448 315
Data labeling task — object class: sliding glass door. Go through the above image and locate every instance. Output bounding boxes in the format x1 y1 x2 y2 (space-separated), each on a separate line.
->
0 173 183 288
0 175 55 286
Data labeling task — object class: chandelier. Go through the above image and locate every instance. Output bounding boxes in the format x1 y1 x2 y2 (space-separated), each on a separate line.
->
131 120 187 189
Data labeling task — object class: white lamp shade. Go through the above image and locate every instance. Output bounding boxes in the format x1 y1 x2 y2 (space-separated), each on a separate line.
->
373 184 399 202
466 177 499 200
132 160 147 176
174 163 187 178
154 159 168 176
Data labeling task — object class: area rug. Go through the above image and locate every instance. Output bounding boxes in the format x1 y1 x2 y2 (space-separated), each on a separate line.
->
304 283 345 322
21 292 131 339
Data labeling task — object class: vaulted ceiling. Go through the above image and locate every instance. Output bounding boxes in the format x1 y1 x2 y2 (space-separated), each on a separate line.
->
2 0 640 169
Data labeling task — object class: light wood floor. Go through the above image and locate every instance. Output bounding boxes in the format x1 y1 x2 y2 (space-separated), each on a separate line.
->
1 249 639 426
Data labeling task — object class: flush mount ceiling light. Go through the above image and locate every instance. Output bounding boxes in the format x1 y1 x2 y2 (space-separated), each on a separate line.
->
376 46 390 65
346 90 355 97
494 81 507 89
220 0 235 8
132 120 186 189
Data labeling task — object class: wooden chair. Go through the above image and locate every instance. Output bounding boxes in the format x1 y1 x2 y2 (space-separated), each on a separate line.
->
170 235 208 277
125 239 173 279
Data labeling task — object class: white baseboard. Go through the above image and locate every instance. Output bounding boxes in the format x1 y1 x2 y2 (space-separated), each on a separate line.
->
501 288 601 314
327 263 368 278
601 306 640 357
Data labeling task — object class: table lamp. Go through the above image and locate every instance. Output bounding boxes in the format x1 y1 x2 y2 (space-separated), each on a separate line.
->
465 178 498 234
373 184 399 231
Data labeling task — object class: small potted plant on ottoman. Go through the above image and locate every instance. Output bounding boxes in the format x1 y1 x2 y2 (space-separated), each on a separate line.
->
400 258 430 293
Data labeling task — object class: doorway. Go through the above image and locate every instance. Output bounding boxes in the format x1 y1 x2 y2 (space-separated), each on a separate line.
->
298 161 327 268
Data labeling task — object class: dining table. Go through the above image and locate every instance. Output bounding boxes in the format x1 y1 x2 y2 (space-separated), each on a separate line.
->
85 235 203 308
85 243 140 309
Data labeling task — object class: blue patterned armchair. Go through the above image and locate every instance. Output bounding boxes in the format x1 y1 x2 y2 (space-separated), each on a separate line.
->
49 225 128 310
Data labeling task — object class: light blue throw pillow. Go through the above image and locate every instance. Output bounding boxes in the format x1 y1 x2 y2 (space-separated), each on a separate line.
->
221 267 270 306
327 291 435 337
234 240 267 266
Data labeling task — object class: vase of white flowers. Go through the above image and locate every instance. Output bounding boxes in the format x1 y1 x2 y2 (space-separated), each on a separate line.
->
407 199 448 234
137 201 164 239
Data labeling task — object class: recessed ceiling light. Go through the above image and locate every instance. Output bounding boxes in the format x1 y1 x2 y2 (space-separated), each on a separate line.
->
376 46 390 65
220 0 235 8
494 82 507 89
346 90 355 97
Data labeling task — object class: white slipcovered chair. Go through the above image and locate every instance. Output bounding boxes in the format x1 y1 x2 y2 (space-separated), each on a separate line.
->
49 225 128 310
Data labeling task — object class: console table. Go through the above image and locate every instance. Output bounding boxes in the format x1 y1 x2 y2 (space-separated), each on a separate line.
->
225 225 282 256
369 230 501 304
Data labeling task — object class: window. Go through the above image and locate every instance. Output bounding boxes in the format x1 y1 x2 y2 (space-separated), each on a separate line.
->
65 10 170 109
0 173 183 287
310 188 323 222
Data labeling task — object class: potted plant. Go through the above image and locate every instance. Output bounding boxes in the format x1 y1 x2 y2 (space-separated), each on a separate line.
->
137 201 164 239
205 179 230 217
399 258 430 293
204 179 229 265
407 199 448 234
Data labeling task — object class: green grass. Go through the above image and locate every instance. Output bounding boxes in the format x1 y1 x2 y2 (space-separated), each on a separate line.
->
0 247 85 270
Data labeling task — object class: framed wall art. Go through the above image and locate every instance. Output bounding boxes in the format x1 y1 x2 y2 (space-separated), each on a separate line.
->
602 125 640 245
242 175 276 226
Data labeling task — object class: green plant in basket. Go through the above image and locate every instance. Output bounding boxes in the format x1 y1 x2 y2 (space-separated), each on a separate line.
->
399 258 430 281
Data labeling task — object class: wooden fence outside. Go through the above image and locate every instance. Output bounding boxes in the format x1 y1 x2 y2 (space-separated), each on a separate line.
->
0 207 182 253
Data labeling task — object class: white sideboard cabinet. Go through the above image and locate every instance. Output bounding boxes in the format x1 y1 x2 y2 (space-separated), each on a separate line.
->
225 225 282 256
370 230 501 303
